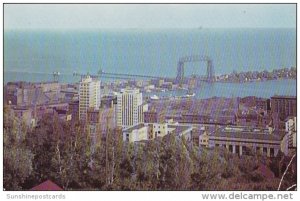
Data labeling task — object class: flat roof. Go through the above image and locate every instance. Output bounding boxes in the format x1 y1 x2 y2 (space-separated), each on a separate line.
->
120 88 140 93
256 98 268 101
168 124 192 136
210 129 286 141
271 95 296 100
123 123 146 133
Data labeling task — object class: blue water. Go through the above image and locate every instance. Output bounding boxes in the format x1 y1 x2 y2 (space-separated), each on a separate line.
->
4 28 296 98
4 28 296 77
147 79 296 99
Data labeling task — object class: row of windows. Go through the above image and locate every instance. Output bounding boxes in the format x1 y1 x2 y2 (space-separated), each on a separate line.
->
153 125 165 129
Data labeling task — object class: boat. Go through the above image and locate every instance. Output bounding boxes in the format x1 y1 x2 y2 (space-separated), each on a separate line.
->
186 93 196 97
150 95 159 100
179 87 188 91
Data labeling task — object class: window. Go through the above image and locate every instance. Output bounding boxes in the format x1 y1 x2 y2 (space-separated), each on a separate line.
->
242 146 247 155
263 147 268 155
229 145 233 152
236 145 240 154
270 148 274 157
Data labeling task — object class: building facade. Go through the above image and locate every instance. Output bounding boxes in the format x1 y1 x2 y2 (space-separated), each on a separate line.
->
256 98 270 111
68 100 79 123
116 89 148 129
4 81 62 107
207 126 288 157
285 116 296 149
144 110 158 123
79 75 101 121
271 95 296 121
122 121 193 143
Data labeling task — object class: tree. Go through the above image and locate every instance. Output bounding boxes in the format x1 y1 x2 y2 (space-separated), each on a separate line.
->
3 106 34 190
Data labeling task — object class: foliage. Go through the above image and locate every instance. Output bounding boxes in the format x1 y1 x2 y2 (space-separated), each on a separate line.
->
3 106 34 190
3 109 295 190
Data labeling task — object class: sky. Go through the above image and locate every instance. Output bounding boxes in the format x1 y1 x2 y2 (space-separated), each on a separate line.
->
4 4 296 30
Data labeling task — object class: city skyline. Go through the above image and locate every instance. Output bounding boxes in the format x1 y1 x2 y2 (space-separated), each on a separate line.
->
2 3 297 194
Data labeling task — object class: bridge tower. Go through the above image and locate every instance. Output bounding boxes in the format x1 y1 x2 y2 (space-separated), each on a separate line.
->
175 55 214 85
53 71 60 82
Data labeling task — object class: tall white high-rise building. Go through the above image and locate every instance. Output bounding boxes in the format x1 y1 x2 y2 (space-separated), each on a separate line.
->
117 89 148 129
79 75 101 121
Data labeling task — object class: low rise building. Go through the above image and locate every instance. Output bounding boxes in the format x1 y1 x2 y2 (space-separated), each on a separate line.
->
144 110 158 123
236 111 258 127
54 108 68 121
123 123 149 142
11 106 35 127
178 113 236 125
207 126 288 157
68 100 79 123
61 88 78 102
4 81 63 107
122 120 193 143
256 98 270 111
271 95 296 121
199 129 209 147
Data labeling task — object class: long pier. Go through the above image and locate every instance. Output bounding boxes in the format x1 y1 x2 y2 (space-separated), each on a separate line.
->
99 71 166 79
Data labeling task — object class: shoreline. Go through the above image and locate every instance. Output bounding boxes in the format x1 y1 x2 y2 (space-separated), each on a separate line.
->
214 77 296 84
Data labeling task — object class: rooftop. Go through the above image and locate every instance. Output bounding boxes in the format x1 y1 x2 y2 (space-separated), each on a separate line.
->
210 128 286 142
271 95 296 100
168 124 193 136
30 180 63 191
80 75 93 83
123 123 193 137
256 98 268 101
123 123 146 133
120 88 140 94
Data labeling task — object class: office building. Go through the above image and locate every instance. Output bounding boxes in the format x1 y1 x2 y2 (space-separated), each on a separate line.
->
117 89 148 129
79 75 101 121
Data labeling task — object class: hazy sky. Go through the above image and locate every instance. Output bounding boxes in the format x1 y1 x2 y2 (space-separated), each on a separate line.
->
4 4 296 30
